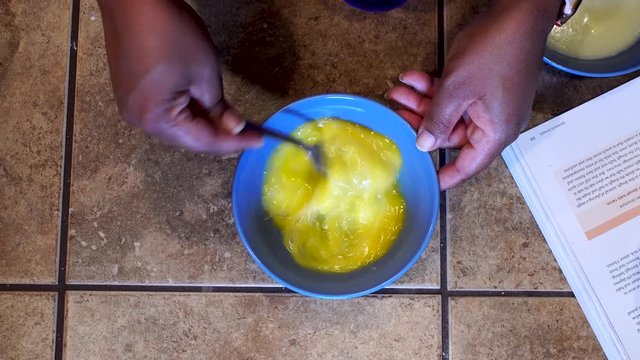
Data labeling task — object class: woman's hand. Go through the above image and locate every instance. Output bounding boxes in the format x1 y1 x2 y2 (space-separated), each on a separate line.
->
98 0 262 153
392 0 560 190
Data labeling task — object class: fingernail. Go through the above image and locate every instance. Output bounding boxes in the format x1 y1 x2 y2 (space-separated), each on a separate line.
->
383 90 389 99
231 121 246 135
220 114 245 134
416 130 436 152
398 73 405 83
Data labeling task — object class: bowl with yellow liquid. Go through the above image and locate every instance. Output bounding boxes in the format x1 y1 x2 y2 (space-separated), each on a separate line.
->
544 0 640 77
232 94 439 298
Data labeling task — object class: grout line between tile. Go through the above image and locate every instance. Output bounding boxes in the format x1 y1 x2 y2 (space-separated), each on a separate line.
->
55 1 80 359
447 289 575 297
65 284 293 294
439 150 449 360
374 287 441 295
437 0 448 358
58 0 79 294
0 284 60 292
436 0 446 76
0 283 574 297
441 295 450 360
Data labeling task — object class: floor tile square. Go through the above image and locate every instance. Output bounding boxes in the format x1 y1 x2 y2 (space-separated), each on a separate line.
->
0 0 70 283
447 156 569 290
450 297 604 359
0 293 56 360
65 292 441 359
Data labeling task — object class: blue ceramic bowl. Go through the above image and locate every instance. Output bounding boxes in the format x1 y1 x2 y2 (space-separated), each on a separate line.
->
232 94 439 299
544 39 640 77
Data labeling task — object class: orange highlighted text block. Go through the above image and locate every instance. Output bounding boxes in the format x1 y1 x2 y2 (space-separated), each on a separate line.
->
585 203 640 240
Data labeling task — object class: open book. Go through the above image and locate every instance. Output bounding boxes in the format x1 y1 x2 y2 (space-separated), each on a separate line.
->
502 76 640 360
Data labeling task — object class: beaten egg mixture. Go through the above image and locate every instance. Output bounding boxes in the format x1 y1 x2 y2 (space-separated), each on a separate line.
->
547 0 640 60
263 118 405 273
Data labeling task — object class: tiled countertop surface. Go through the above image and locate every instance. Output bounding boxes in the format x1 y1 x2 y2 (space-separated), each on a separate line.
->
1 0 635 358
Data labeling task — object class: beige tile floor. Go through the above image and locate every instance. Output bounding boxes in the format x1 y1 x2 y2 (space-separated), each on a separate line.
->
1 0 634 358
68 0 440 288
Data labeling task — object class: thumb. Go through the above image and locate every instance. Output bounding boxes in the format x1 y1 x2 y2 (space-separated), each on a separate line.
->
208 100 246 135
161 97 262 154
417 80 471 152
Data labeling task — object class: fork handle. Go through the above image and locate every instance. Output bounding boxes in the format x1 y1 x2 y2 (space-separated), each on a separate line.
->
242 121 311 151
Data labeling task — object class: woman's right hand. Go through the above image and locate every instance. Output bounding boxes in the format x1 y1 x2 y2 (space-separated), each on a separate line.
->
98 0 262 153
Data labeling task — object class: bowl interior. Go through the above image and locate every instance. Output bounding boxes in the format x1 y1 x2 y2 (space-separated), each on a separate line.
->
544 38 640 77
232 94 439 298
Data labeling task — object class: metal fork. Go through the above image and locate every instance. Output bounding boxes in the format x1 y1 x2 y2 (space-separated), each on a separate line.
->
242 121 326 175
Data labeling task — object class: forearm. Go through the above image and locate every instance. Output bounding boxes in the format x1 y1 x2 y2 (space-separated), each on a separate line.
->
96 0 202 93
97 0 181 44
97 0 177 15
97 0 168 104
490 0 562 39
493 0 563 18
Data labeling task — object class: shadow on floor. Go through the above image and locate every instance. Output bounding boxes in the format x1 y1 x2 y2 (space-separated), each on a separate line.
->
190 0 299 96
0 2 20 83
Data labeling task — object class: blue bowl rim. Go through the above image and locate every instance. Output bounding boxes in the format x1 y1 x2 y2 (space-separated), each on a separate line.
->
232 93 440 299
543 37 640 78
543 56 640 78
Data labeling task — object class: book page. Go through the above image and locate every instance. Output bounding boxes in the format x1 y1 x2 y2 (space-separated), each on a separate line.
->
557 130 640 240
507 76 640 360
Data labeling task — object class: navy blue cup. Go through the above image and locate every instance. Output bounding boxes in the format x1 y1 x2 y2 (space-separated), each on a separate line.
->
344 0 408 12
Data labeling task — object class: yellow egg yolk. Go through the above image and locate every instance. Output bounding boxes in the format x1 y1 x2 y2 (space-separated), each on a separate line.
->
262 118 405 273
